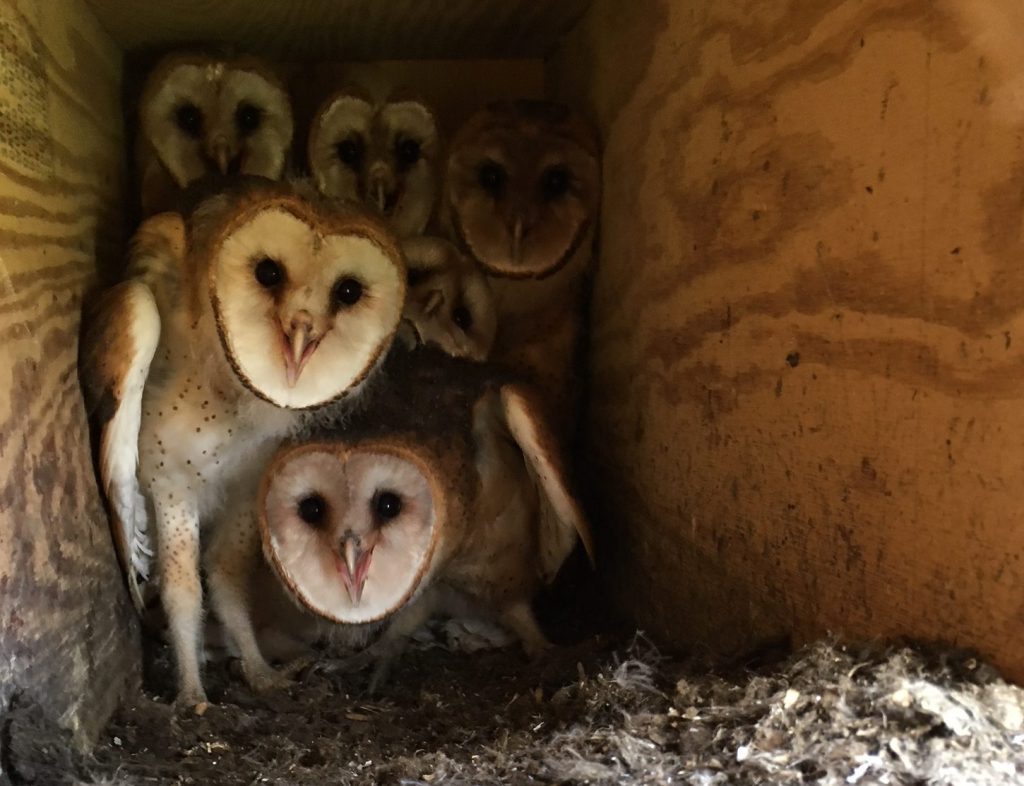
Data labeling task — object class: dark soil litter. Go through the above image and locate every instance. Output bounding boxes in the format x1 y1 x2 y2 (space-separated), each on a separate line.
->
10 628 1024 786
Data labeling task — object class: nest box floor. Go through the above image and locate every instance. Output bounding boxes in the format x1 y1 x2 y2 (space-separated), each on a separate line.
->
7 634 1024 785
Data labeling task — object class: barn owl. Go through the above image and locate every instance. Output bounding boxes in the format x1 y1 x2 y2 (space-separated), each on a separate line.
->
79 177 406 712
255 345 594 692
399 236 496 361
443 100 601 434
308 88 439 237
135 52 294 216
204 472 380 693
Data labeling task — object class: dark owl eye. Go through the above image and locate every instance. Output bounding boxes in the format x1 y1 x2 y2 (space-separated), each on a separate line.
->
336 137 364 169
541 166 571 200
332 277 363 307
175 102 203 138
254 257 284 288
452 304 473 332
235 102 262 135
297 494 326 526
477 161 506 197
373 490 402 522
395 137 421 169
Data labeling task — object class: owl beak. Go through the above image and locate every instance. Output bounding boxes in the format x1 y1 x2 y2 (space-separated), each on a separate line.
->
210 137 232 175
367 165 398 216
337 536 374 605
510 218 524 266
282 322 320 387
422 289 444 317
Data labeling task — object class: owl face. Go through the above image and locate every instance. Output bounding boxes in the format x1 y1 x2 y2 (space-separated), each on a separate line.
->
308 92 439 237
260 443 440 623
140 53 293 189
446 100 601 279
203 183 406 409
400 236 496 361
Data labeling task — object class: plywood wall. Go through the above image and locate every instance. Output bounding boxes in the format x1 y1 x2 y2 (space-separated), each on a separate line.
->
550 0 1024 679
0 0 137 752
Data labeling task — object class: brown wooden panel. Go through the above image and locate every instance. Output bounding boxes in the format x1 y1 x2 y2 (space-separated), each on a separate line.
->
0 0 138 752
550 0 1024 680
85 0 591 60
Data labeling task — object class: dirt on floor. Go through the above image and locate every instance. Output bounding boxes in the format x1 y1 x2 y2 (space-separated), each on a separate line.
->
6 625 1024 786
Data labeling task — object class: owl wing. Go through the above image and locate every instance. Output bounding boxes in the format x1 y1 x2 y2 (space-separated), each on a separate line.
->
80 214 185 612
499 385 596 582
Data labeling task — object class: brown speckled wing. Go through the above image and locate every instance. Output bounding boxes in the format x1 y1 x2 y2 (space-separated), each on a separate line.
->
80 214 184 612
499 384 595 581
80 279 162 613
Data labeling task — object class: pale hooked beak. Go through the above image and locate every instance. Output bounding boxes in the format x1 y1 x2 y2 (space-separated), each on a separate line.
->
510 217 523 266
336 535 374 605
210 137 232 175
281 313 321 387
367 163 395 215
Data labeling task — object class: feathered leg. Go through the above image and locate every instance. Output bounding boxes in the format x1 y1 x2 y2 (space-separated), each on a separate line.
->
207 500 293 693
154 493 208 713
501 601 551 659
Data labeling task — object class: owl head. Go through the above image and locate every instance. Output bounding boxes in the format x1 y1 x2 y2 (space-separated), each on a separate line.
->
259 441 443 623
147 176 406 409
139 52 293 189
399 236 496 361
444 100 601 279
308 88 439 238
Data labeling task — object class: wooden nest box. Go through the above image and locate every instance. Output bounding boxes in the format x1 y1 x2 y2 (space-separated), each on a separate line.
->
1 0 1022 749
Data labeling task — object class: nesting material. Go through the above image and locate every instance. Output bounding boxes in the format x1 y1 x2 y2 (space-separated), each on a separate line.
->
16 638 1008 784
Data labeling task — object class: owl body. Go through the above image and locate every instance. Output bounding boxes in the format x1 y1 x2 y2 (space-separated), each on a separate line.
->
137 359 293 525
443 100 600 433
131 228 291 490
257 346 593 688
136 53 294 216
308 88 439 237
81 178 406 711
486 247 589 428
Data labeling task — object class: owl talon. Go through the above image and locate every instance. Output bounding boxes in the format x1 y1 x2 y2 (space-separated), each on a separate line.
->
366 658 394 696
242 660 293 693
500 602 552 660
173 689 210 717
326 648 376 675
282 654 316 678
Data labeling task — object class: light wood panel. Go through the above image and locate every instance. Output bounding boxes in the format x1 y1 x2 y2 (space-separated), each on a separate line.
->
551 0 1024 679
0 0 137 754
86 0 591 60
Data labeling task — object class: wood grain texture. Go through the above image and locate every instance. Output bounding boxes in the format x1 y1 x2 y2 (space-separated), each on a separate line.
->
85 0 591 60
550 0 1024 679
0 0 138 752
